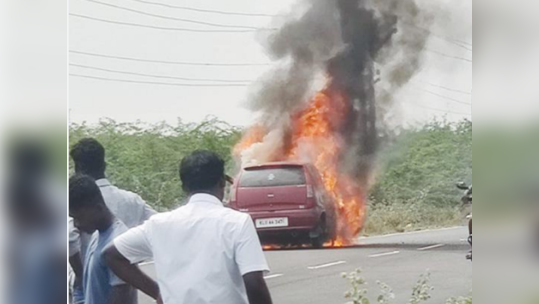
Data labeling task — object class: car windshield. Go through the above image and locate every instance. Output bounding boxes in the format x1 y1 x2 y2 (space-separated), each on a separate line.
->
239 167 306 188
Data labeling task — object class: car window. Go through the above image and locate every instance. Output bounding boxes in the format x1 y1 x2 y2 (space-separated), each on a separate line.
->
239 167 306 187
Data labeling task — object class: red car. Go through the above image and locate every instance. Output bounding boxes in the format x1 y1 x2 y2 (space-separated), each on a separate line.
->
229 162 336 248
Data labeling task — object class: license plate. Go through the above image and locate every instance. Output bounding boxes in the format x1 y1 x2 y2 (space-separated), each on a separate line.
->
255 217 288 228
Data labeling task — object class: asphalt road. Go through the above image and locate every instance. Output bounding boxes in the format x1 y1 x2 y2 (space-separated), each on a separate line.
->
138 226 472 304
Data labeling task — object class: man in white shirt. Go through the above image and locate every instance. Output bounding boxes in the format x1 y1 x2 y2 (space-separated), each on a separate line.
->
70 138 156 229
69 138 157 301
104 150 273 304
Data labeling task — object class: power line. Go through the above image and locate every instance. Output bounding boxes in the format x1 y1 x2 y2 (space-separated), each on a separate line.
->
420 81 471 95
451 39 472 47
453 42 472 52
410 102 471 117
70 50 272 67
85 0 275 30
402 22 472 52
70 73 250 87
70 63 253 83
425 48 472 63
70 13 255 33
126 0 277 17
415 87 471 106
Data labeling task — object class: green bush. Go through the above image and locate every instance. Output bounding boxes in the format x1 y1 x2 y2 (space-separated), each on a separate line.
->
371 120 472 208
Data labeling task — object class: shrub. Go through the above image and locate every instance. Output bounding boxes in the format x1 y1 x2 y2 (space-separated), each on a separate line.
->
342 269 471 304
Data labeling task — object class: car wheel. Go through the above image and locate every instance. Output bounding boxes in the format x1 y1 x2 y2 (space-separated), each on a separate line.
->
310 220 327 248
311 235 324 248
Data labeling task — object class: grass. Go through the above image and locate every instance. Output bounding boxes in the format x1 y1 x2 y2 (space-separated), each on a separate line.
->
362 203 467 236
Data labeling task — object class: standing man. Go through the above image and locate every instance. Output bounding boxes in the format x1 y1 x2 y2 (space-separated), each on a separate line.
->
69 174 137 304
70 138 156 229
105 150 273 304
69 138 157 302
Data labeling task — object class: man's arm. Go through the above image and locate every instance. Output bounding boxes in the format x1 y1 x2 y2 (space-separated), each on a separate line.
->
69 252 84 289
110 284 136 304
235 217 272 304
243 271 272 304
69 217 83 289
104 244 160 301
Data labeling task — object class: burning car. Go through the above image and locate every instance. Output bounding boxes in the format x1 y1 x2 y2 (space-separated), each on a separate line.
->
231 0 429 246
229 162 337 248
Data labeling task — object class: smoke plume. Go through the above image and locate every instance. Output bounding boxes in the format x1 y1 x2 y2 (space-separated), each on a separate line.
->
243 0 430 175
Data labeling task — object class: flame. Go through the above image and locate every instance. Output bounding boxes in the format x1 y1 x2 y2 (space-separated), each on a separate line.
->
262 245 280 250
233 124 267 156
235 85 367 246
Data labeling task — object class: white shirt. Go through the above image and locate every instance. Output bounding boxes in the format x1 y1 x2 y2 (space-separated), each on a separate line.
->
96 178 156 228
69 218 80 257
114 193 270 304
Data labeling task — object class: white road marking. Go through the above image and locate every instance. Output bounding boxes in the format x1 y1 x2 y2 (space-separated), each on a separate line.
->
264 274 284 279
417 244 445 251
307 261 347 269
369 251 400 258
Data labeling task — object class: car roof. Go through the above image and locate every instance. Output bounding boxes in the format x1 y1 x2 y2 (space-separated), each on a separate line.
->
243 161 310 170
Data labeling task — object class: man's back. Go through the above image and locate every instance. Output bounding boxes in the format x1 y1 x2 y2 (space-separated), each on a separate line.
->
114 194 269 304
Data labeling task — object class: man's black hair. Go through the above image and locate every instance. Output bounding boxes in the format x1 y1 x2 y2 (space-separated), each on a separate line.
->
69 174 105 211
180 150 225 193
70 138 106 176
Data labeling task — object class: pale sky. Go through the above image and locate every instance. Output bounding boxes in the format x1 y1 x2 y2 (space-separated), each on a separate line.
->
69 0 473 127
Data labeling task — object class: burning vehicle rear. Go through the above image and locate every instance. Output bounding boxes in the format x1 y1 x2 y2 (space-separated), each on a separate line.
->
229 162 336 248
231 0 432 246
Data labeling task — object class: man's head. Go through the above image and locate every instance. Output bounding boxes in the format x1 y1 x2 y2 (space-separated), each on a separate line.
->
180 150 226 200
69 174 110 233
70 138 106 179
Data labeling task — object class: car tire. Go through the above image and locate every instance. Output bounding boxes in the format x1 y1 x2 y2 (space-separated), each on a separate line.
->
311 236 324 248
310 220 327 248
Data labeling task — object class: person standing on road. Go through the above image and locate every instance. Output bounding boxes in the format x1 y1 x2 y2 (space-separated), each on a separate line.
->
69 138 157 302
69 174 137 304
104 150 273 304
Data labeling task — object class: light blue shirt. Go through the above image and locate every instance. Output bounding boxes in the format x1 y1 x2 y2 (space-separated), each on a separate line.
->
83 220 137 304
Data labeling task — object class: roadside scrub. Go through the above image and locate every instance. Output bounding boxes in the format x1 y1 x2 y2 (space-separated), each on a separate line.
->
362 203 466 236
342 269 472 304
364 120 472 235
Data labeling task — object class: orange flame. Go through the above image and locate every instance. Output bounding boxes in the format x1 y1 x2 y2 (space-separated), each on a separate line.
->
233 124 267 156
235 86 367 246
